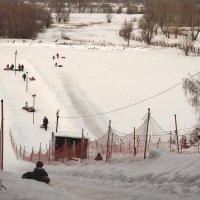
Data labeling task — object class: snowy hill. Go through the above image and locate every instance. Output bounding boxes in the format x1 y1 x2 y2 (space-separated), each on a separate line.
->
0 13 200 200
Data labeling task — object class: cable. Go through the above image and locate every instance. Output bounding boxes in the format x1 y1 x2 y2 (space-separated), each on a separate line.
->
60 71 200 119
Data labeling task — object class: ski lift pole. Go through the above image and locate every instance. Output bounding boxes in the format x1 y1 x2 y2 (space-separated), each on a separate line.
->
56 110 59 133
32 94 36 124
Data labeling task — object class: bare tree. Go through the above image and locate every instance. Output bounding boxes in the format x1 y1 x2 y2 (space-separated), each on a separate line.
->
119 19 133 46
182 35 194 56
139 14 154 45
183 74 200 121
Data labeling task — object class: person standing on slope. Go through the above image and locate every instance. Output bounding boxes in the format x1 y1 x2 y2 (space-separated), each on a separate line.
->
43 116 48 131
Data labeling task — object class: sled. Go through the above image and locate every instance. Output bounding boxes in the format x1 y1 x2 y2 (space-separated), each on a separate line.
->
29 77 35 81
22 106 35 112
22 172 50 184
40 124 45 128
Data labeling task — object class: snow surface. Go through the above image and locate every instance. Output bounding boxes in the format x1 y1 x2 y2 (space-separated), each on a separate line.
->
0 13 200 200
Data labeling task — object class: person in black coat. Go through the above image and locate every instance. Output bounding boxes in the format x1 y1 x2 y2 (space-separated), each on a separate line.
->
94 153 103 161
22 161 50 184
43 116 48 131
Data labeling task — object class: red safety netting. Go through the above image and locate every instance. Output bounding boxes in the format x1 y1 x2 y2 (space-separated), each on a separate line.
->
9 110 200 166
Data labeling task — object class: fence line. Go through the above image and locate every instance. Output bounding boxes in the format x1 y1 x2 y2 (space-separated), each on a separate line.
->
9 109 200 166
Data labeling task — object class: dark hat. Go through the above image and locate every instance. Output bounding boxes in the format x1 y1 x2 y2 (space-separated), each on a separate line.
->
36 161 43 168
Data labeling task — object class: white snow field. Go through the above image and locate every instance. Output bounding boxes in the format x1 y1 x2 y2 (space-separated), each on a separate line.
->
0 13 200 200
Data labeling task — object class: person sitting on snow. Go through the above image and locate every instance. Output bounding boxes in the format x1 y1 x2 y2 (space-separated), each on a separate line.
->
22 161 50 184
94 153 103 161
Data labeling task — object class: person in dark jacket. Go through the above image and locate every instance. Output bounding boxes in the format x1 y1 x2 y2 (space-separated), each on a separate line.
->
22 73 26 81
94 153 103 161
43 116 48 131
22 161 50 184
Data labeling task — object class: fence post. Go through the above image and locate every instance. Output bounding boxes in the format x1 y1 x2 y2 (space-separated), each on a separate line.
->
169 132 172 152
110 133 113 157
39 143 41 161
144 108 151 159
106 120 111 162
133 127 136 156
81 129 84 163
20 145 22 159
48 141 51 164
23 146 25 161
31 147 34 162
174 114 179 154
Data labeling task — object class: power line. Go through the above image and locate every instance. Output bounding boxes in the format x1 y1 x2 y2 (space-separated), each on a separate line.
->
60 71 200 119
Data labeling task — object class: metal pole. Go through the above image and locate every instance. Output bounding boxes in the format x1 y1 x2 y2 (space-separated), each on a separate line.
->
56 110 59 133
1 99 4 170
56 115 59 132
144 108 151 159
14 51 17 76
32 94 36 124
26 72 28 92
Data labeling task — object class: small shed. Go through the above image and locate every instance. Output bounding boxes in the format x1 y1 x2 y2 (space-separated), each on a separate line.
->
51 132 89 161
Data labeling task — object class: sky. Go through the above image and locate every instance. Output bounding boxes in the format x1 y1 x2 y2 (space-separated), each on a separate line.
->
0 13 200 200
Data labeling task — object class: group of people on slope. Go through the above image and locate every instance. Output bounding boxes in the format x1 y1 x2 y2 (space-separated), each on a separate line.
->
4 64 24 71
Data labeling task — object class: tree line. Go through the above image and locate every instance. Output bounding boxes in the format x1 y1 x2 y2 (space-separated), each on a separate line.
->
139 0 200 44
0 0 51 39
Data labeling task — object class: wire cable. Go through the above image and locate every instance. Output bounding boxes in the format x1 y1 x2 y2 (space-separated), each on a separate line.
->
60 71 200 119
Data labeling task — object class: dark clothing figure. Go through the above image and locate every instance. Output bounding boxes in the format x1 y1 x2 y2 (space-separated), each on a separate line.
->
56 53 59 58
22 161 50 184
94 153 103 161
55 62 57 67
53 56 55 60
43 116 48 131
22 73 26 81
18 64 21 71
21 65 24 71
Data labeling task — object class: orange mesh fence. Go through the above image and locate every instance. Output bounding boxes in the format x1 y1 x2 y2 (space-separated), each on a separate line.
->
9 111 200 165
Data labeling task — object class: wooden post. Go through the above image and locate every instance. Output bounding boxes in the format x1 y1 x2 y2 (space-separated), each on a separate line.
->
144 108 151 159
110 133 113 157
48 142 51 164
73 140 75 159
174 114 179 154
1 99 4 170
106 120 111 162
20 145 22 159
133 127 136 156
169 132 172 152
39 143 41 160
81 129 84 163
31 148 33 162
23 147 25 161
26 72 28 92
